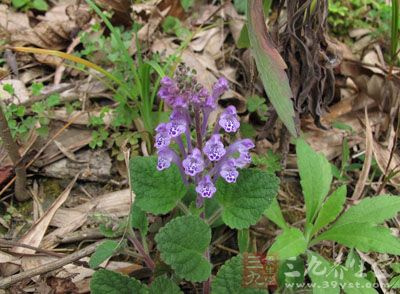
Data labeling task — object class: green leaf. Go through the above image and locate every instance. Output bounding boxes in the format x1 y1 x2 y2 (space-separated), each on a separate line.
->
389 275 400 289
131 203 148 236
238 229 250 253
268 228 307 260
234 0 247 14
333 195 400 227
149 275 182 294
32 0 48 11
90 269 146 294
155 215 211 282
296 138 332 224
264 197 288 230
46 94 60 107
307 251 340 294
247 95 265 112
391 263 400 273
130 156 187 215
89 240 119 268
277 257 305 290
312 185 346 236
314 223 400 255
180 0 194 11
237 25 250 48
247 1 297 136
3 84 14 95
212 255 267 294
31 82 44 96
215 169 279 229
12 0 29 9
345 249 363 275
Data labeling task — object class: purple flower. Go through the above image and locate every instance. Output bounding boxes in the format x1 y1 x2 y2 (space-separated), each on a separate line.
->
230 139 255 153
220 159 239 183
154 123 171 149
182 148 205 176
212 78 229 99
157 147 176 171
219 106 240 133
204 134 226 162
158 77 179 107
196 175 217 198
235 152 252 168
167 109 187 137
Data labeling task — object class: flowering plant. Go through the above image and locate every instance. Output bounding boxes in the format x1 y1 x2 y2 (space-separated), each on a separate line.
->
155 65 254 205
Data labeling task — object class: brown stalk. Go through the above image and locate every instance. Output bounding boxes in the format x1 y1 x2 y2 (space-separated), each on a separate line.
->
0 106 29 201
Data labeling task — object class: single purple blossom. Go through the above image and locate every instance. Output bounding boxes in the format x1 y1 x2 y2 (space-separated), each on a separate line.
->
154 123 171 149
212 78 229 99
167 109 187 137
219 105 240 133
182 148 205 176
220 159 239 183
235 151 252 168
230 139 255 153
204 134 226 161
196 175 216 198
157 147 177 171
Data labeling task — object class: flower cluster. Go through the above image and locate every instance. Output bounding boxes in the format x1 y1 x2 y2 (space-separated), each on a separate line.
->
155 65 254 202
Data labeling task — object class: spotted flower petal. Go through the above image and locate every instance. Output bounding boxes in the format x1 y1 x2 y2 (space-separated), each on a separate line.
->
182 148 205 176
196 175 216 198
219 106 240 133
220 159 239 183
157 147 176 171
154 123 171 149
204 134 226 161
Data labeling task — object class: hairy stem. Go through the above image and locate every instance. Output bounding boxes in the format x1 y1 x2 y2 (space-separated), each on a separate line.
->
0 106 28 201
127 229 155 270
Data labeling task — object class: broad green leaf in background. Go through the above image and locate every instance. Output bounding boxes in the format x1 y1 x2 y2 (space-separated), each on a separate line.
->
130 156 187 215
215 169 279 229
333 196 400 227
247 0 297 137
268 228 307 260
130 203 148 236
155 215 211 282
311 185 347 236
277 257 305 291
90 269 146 294
389 276 400 289
212 255 267 294
307 251 340 294
313 223 400 255
89 240 119 269
264 197 288 230
296 139 332 224
149 276 182 294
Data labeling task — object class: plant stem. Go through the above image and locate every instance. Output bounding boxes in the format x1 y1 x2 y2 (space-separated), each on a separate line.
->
0 105 28 201
127 230 155 270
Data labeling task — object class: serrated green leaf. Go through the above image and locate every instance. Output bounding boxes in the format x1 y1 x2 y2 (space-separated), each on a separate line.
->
312 185 346 236
314 223 400 255
247 95 265 112
46 94 60 107
130 156 187 215
277 257 305 290
149 275 182 294
307 251 341 294
264 197 288 230
333 195 400 227
131 203 148 236
89 240 119 268
212 255 267 294
345 249 363 275
296 139 332 224
268 228 307 260
90 269 146 294
155 215 211 282
215 169 279 229
247 1 297 136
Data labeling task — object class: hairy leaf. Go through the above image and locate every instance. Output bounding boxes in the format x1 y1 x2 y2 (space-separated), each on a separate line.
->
89 240 119 269
130 156 187 215
149 276 182 294
90 269 146 294
155 215 211 282
215 169 279 229
212 255 267 294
